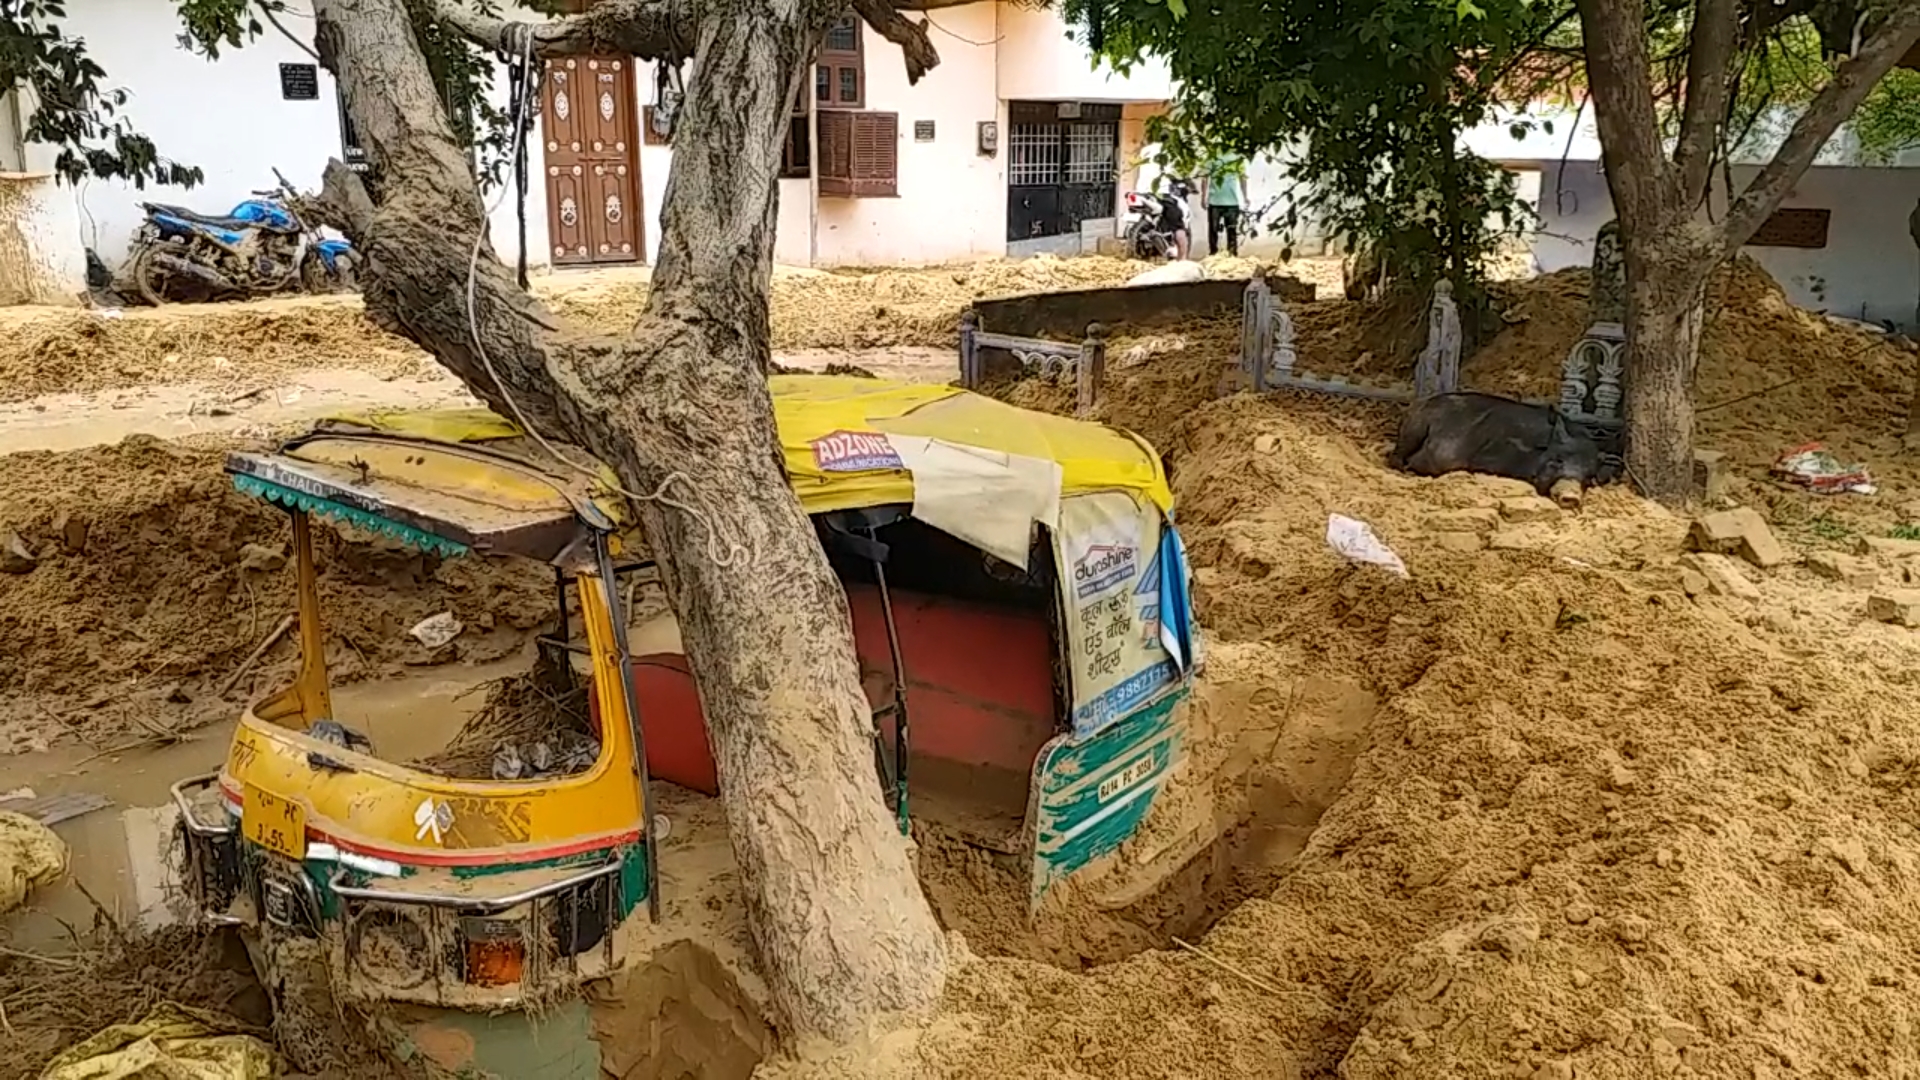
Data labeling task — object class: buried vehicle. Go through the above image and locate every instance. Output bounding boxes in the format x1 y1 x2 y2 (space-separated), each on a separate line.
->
168 376 1199 1075
1390 391 1622 496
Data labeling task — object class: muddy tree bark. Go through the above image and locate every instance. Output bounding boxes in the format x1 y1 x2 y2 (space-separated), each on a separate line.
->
1573 0 1920 503
307 0 953 1042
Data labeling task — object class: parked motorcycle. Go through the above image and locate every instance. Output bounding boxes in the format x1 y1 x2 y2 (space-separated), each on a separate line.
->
123 169 356 306
1122 179 1193 261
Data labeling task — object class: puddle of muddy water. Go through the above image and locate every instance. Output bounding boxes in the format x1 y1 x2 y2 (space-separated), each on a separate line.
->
0 659 520 952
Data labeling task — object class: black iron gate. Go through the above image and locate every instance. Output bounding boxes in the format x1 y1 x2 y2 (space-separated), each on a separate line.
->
1006 101 1121 243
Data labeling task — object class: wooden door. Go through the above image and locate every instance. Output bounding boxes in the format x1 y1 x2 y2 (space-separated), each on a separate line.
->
541 55 644 266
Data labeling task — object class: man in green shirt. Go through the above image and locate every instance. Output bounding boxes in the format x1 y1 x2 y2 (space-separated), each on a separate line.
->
1204 153 1247 257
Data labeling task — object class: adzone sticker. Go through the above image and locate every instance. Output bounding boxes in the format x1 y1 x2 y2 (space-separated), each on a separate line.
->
810 429 904 473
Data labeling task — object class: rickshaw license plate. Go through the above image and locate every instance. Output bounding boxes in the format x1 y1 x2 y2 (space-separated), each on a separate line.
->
242 785 307 860
1098 755 1155 802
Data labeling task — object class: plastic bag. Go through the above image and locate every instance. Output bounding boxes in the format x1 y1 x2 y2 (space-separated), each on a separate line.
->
1771 442 1875 495
1326 514 1408 577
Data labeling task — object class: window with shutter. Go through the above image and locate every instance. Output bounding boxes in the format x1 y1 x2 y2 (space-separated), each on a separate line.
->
849 111 897 197
818 111 897 198
819 14 864 108
784 14 869 185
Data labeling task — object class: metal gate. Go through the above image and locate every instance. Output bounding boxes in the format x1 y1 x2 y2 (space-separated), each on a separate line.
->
1005 101 1120 244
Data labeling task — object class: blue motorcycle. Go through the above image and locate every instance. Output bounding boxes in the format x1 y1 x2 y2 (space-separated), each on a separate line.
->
125 169 356 305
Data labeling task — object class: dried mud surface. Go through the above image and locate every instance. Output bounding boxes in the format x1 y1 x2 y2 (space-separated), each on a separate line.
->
0 256 1155 404
0 435 551 752
8 258 1920 1080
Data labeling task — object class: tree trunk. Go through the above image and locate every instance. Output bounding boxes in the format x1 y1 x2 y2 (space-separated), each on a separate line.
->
1575 0 1920 504
1621 244 1708 501
310 0 946 1042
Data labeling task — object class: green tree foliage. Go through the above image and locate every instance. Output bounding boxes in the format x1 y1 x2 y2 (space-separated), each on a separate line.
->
1504 2 1920 161
1074 0 1561 303
0 0 523 189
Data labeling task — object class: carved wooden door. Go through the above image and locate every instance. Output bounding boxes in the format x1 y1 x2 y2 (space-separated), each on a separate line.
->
541 55 643 266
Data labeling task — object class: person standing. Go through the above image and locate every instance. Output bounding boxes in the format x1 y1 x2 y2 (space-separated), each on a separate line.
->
1204 152 1247 257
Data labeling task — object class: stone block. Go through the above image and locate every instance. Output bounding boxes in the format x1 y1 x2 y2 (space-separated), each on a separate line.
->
1679 552 1761 601
1692 449 1729 502
1434 531 1486 553
1499 496 1560 523
1431 507 1500 535
1868 590 1920 627
1806 551 1878 589
1854 535 1920 561
1686 507 1783 568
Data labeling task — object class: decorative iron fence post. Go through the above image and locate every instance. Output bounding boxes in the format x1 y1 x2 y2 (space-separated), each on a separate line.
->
958 310 980 388
1078 323 1107 418
1233 276 1272 394
1271 296 1297 388
1414 279 1462 399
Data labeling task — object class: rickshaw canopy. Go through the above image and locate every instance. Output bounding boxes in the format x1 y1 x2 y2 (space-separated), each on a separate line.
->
293 377 1174 569
763 376 1173 516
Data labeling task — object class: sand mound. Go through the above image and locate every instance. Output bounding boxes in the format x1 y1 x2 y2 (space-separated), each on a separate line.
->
0 436 551 751
1062 258 1918 536
765 260 1920 1078
833 401 1920 1080
0 297 428 404
0 257 1156 402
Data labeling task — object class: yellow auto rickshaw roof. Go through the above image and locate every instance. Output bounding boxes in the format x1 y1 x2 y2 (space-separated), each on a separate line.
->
327 377 1172 520
769 375 1173 515
226 428 620 562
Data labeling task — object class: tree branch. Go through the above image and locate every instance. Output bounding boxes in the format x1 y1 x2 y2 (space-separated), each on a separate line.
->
434 0 956 80
430 0 696 61
1574 0 1672 229
315 0 589 440
851 0 937 83
1672 0 1738 206
1719 3 1920 254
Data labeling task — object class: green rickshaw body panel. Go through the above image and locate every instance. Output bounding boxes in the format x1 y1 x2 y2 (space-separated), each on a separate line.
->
1028 683 1188 906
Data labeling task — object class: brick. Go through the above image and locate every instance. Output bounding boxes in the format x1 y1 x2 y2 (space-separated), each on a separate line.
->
1692 449 1729 502
1434 531 1486 553
1431 507 1500 535
1499 495 1560 523
1806 551 1878 589
1854 536 1920 560
1488 531 1530 551
1686 507 1784 568
1679 552 1761 601
1868 589 1920 627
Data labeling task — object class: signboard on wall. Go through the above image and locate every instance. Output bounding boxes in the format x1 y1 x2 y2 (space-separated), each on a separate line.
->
279 63 320 101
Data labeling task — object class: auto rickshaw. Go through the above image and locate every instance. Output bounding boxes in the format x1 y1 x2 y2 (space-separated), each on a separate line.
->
169 376 1198 1076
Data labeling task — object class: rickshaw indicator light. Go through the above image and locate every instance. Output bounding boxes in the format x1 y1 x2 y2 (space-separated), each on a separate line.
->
462 919 527 988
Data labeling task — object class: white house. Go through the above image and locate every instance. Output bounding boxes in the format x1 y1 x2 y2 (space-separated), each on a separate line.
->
1477 100 1920 328
0 0 1173 303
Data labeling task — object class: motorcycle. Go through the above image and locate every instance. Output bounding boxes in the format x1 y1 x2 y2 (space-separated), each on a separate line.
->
123 169 356 306
1121 180 1193 261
